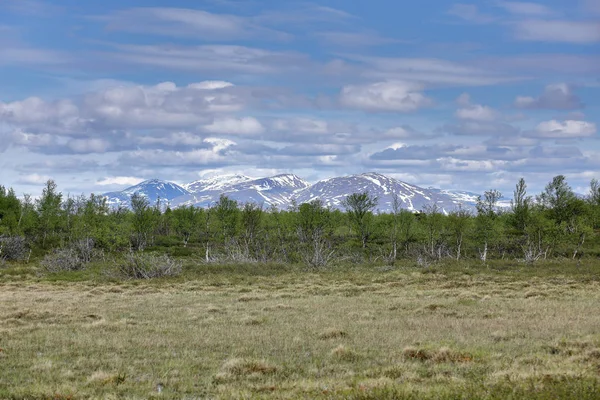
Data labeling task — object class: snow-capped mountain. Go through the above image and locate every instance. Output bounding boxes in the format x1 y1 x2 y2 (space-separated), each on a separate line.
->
103 179 190 208
172 174 310 208
103 173 484 213
296 173 469 212
184 174 253 193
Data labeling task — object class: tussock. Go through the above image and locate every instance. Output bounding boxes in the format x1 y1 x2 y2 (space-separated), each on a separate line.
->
237 295 264 302
221 358 278 377
330 345 360 362
319 328 348 340
402 346 473 363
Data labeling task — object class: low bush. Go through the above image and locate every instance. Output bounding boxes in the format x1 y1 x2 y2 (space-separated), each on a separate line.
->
115 252 182 279
41 248 85 272
0 235 28 261
71 238 97 263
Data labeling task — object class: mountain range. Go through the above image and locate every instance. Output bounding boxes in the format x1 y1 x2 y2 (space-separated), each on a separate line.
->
102 172 499 213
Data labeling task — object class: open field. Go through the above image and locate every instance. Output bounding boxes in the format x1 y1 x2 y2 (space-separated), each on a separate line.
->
2 261 600 399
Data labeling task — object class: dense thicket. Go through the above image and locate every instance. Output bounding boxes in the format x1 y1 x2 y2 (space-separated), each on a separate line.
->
1 176 600 268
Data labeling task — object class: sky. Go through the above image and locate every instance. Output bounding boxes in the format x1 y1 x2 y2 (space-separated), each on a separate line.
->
0 0 599 197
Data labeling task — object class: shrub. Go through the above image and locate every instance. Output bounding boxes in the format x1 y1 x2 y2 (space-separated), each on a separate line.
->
71 238 96 263
0 235 28 261
116 252 182 279
41 248 85 272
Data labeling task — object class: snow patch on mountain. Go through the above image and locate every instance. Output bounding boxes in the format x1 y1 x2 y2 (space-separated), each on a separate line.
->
184 174 253 193
103 179 190 208
174 174 310 208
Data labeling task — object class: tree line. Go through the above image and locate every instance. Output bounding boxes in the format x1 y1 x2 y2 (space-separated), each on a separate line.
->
1 175 600 269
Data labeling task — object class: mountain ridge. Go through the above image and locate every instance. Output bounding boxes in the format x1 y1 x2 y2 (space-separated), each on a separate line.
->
103 172 488 212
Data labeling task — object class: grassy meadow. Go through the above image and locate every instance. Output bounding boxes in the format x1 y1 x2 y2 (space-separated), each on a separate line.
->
2 260 600 399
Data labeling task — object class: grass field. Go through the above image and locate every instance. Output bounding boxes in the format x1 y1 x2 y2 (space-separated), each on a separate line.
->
2 260 600 399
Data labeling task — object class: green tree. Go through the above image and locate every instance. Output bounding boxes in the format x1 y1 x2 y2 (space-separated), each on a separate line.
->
447 205 472 260
475 189 502 263
394 210 416 256
241 202 263 258
214 195 239 247
130 193 157 250
342 192 378 248
173 205 203 247
0 186 21 235
510 178 531 234
36 180 63 248
538 175 577 226
296 199 334 268
420 204 445 258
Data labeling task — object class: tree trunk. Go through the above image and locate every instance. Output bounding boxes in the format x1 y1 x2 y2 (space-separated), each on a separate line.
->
479 242 488 263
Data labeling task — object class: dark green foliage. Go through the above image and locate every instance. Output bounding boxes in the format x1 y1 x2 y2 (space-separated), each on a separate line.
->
0 186 21 235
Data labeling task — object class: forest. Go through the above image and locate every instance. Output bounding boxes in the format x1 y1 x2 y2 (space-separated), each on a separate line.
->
1 175 600 275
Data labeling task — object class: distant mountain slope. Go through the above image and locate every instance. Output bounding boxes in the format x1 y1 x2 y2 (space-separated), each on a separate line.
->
103 173 484 212
184 174 253 193
173 174 310 208
103 179 190 208
295 172 469 212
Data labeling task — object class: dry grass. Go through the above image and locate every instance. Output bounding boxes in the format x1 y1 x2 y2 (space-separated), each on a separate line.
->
1 262 600 398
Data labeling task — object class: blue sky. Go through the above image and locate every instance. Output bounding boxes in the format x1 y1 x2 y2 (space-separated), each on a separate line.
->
0 0 599 197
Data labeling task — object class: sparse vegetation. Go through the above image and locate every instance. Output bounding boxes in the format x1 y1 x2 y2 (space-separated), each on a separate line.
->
1 261 600 398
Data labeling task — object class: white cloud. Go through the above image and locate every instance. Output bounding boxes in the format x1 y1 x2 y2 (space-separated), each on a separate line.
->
272 118 329 134
514 83 584 110
513 20 600 43
203 117 264 135
347 55 519 87
10 130 58 148
340 81 433 112
187 81 234 90
456 104 497 121
0 97 82 132
137 132 205 148
442 121 519 136
456 93 471 107
438 158 507 172
203 137 236 152
496 1 554 16
383 127 421 139
531 120 597 138
110 43 307 75
315 31 402 47
17 173 52 185
0 81 250 141
583 0 600 14
96 176 144 186
67 138 111 154
448 4 496 23
453 93 499 122
0 46 70 66
103 7 290 41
